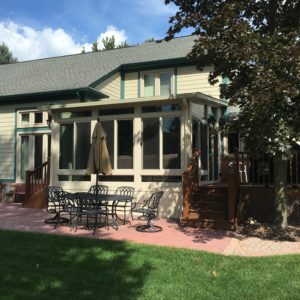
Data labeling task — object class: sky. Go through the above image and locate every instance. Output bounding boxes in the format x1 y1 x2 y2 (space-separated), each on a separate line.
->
0 0 190 61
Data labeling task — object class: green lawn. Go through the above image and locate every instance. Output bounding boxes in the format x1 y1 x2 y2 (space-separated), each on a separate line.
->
0 230 299 299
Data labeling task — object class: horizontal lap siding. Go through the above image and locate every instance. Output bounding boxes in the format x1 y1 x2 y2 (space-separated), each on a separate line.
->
0 107 15 180
96 72 121 99
177 66 220 99
125 72 138 99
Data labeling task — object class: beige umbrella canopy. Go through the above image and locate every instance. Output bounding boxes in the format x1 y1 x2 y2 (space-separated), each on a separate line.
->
87 121 112 177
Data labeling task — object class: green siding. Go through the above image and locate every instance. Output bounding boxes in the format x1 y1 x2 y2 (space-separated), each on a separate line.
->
120 72 125 99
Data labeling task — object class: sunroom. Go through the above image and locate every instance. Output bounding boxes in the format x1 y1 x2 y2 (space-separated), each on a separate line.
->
49 93 227 218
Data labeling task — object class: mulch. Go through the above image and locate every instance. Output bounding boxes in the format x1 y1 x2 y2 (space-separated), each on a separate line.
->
236 223 300 242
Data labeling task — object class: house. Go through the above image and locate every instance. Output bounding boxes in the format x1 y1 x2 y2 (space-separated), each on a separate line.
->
0 35 229 220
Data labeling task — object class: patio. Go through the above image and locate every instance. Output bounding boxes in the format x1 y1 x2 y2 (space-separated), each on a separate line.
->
1 203 300 256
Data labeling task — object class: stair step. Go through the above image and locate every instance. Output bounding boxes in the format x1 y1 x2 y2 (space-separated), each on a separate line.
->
188 209 228 220
191 201 227 211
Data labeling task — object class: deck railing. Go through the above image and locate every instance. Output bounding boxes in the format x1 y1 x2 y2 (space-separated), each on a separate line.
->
221 151 300 186
25 158 50 195
182 149 200 219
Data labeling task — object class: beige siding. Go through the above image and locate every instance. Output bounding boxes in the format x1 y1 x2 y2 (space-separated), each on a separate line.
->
0 107 15 180
95 72 120 99
124 72 138 99
177 66 220 99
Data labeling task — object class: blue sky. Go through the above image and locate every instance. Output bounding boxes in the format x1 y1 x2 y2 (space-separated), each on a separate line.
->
0 0 190 61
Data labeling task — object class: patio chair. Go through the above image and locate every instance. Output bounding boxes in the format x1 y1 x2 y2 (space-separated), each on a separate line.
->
45 186 69 227
88 184 109 195
132 191 164 232
114 186 135 225
68 192 109 234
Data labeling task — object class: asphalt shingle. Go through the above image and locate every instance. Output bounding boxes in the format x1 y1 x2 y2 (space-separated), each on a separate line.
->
0 35 196 97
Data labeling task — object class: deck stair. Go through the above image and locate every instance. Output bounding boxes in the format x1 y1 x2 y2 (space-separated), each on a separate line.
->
181 184 235 230
181 149 238 231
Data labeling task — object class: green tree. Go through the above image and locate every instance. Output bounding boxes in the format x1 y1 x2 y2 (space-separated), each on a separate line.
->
166 0 300 228
144 38 155 43
117 41 129 48
92 41 99 52
102 35 116 50
0 43 18 64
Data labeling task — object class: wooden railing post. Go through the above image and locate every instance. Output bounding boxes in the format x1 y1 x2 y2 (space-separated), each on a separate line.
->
181 148 201 220
227 150 239 224
25 171 31 195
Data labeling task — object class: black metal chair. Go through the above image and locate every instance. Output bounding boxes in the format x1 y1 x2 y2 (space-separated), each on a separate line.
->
132 191 164 232
88 185 108 195
45 186 69 227
67 192 109 234
114 186 135 225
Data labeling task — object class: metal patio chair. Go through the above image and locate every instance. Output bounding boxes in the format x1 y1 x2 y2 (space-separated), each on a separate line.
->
114 186 135 224
132 191 164 232
45 186 69 227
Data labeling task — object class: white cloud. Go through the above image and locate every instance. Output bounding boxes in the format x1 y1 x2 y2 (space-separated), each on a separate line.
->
0 21 128 61
96 25 128 48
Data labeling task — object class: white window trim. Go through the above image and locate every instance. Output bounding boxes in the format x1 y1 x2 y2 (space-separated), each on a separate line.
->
17 109 48 128
140 69 174 97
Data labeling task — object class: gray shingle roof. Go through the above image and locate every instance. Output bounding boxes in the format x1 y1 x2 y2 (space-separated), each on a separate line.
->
0 35 196 98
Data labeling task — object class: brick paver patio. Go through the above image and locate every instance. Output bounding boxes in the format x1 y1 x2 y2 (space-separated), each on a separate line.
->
0 203 299 256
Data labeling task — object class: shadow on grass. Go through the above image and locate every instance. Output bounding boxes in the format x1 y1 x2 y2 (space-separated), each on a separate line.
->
0 230 151 299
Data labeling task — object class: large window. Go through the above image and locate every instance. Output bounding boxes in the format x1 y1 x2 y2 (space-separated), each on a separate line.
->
59 122 90 170
102 119 133 170
142 115 181 170
142 70 173 97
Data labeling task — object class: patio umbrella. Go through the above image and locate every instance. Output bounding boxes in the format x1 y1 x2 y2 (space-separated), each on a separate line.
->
86 121 112 188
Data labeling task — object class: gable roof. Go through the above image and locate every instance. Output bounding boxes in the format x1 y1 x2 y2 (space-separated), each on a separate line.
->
0 35 196 99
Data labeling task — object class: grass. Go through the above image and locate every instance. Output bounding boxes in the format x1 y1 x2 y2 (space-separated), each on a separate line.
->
0 230 299 299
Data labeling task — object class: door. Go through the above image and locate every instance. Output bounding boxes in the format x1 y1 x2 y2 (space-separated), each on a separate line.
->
18 133 50 181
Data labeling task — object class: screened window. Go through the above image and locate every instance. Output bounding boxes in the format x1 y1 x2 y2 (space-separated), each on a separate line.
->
59 122 90 170
101 119 133 170
21 113 30 125
118 120 133 169
143 118 159 169
163 116 181 169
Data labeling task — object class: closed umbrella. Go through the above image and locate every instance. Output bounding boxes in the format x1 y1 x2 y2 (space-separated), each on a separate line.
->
86 121 112 188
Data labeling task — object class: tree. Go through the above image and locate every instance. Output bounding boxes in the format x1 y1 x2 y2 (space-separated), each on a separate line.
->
0 43 18 64
117 41 129 49
165 0 300 228
92 41 99 52
102 35 116 50
144 38 155 43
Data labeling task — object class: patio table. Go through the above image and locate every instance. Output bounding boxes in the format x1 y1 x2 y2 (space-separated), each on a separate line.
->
72 192 134 230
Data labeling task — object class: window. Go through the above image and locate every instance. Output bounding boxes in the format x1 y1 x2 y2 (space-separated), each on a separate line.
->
142 116 181 170
34 112 43 124
144 73 156 97
102 119 133 170
143 118 159 169
59 122 91 170
18 110 48 128
142 70 173 97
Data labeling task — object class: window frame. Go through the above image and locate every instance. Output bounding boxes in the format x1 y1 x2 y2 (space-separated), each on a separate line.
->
57 114 92 174
140 69 174 97
17 109 48 128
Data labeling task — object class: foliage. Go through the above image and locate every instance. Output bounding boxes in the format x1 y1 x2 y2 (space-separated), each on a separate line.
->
117 41 129 48
102 35 116 50
165 0 300 160
92 40 99 52
144 38 155 43
0 43 18 64
0 229 300 299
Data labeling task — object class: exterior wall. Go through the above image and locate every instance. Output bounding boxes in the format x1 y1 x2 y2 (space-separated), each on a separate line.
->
95 72 121 99
177 66 220 98
0 106 15 181
124 72 138 99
